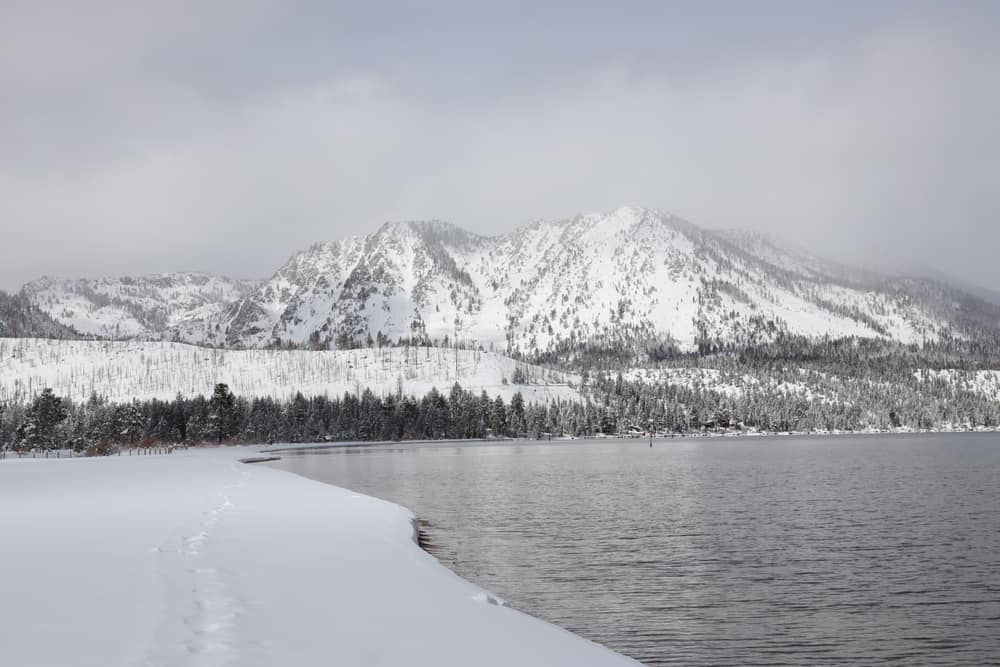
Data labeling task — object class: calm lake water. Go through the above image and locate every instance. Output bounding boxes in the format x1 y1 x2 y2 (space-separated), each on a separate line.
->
266 434 1000 665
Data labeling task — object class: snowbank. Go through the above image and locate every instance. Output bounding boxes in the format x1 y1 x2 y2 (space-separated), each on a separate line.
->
0 447 636 666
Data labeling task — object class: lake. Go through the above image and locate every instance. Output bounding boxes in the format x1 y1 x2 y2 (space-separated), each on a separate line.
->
266 434 1000 665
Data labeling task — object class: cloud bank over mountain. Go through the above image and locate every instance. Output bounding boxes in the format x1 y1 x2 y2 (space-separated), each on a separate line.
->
1 1 998 291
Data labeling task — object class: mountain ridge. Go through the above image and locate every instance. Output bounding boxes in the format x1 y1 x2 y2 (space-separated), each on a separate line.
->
20 272 259 340
18 207 1000 360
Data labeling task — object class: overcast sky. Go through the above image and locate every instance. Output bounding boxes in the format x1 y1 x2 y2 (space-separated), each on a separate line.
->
1 0 998 291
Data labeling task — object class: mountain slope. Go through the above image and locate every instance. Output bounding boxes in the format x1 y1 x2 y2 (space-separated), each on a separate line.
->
22 273 258 339
0 290 80 339
719 229 1000 350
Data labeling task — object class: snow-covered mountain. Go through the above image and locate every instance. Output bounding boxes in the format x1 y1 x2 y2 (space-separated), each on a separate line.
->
172 207 995 355
19 207 1000 356
21 273 258 340
712 229 874 286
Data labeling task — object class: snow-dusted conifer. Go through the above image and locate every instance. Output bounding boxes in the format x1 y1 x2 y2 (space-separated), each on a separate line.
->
208 383 238 444
16 388 67 452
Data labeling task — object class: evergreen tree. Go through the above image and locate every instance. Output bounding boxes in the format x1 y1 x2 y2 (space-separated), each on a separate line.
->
509 392 526 435
16 388 67 452
490 396 507 436
207 383 238 444
118 402 145 445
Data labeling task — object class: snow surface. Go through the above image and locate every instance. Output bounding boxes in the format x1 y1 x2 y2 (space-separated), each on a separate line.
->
0 447 638 667
0 338 581 405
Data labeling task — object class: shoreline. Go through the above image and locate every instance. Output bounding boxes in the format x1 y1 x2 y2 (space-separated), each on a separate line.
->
260 425 1000 455
1 445 639 666
3 426 994 461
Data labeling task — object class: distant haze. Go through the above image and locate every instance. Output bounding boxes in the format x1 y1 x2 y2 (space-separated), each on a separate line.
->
1 1 998 292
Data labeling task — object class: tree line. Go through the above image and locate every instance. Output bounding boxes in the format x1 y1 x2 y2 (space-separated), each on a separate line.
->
0 383 572 455
5 351 1000 456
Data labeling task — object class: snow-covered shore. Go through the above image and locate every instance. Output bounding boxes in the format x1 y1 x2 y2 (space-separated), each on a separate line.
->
0 447 636 667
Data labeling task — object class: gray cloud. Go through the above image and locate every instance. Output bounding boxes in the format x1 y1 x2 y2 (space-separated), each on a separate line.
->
1 1 998 291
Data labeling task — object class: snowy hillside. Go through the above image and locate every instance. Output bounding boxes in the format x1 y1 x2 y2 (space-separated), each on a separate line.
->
176 207 968 354
21 207 1000 357
0 290 80 339
619 367 816 400
914 368 1000 401
21 273 257 339
0 338 580 405
713 229 871 285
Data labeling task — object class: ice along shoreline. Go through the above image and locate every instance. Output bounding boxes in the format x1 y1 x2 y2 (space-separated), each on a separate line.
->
0 445 639 667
